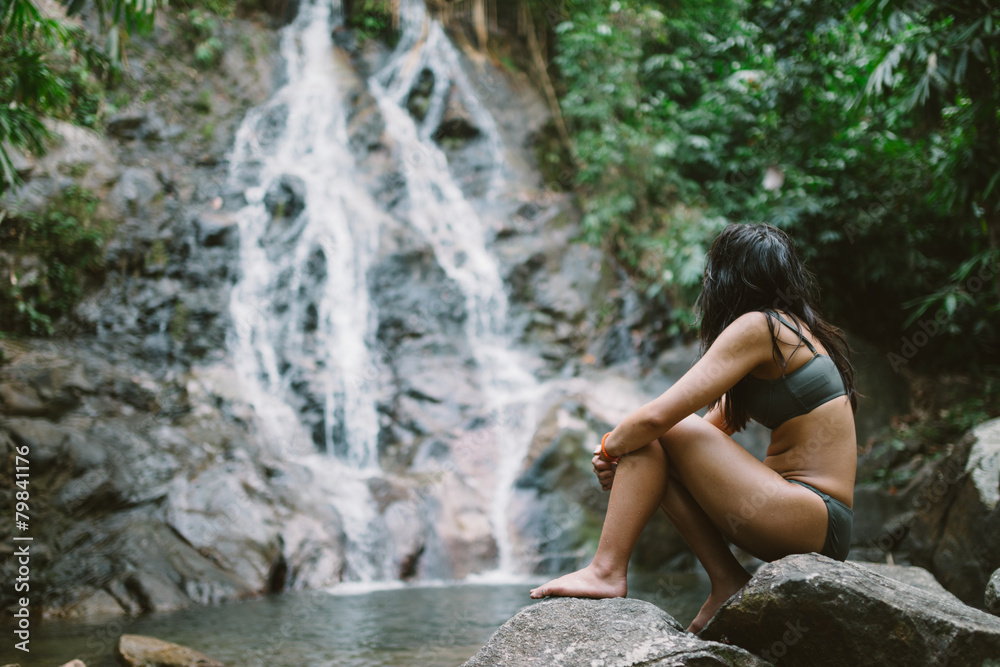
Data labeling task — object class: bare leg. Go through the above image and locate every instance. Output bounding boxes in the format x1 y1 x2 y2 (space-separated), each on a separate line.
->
653 415 828 630
659 478 751 633
529 441 667 599
529 414 827 617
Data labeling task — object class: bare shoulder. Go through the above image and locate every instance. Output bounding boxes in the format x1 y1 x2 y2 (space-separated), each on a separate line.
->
701 311 776 370
718 311 773 346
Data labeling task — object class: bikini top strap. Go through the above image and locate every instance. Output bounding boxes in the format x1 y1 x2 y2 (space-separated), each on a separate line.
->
769 311 819 355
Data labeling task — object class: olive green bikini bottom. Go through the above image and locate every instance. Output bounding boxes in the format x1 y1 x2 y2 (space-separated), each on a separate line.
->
788 479 853 561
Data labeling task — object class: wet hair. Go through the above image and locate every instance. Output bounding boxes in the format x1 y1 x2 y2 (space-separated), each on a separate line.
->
698 223 857 431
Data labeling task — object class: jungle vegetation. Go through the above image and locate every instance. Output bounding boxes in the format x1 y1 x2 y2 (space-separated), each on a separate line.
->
3 0 999 387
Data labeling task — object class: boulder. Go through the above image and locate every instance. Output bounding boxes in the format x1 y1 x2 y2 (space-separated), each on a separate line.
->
109 166 162 216
3 417 73 473
699 553 1000 666
433 87 481 143
106 109 151 139
116 634 224 667
263 174 306 222
260 174 309 258
192 211 239 249
2 121 121 215
0 351 91 418
987 568 1000 616
897 417 1000 605
406 68 436 123
854 562 961 603
463 597 768 666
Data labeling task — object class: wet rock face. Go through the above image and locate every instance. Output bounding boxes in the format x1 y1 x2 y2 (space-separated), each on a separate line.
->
433 88 482 143
0 0 661 621
700 553 1000 666
406 68 436 123
987 568 1000 615
264 174 307 222
0 344 348 619
463 597 769 667
0 354 91 419
858 417 1000 606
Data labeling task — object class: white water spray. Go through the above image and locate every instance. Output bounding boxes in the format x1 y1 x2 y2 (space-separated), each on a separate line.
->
228 0 543 580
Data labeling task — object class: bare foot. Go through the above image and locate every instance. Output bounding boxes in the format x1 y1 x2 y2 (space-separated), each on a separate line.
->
529 563 627 600
687 570 752 634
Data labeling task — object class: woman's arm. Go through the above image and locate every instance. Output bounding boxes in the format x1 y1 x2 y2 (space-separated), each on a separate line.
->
602 311 773 458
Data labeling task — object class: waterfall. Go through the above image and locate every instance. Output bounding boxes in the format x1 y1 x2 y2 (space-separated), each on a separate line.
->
228 0 381 470
227 0 542 582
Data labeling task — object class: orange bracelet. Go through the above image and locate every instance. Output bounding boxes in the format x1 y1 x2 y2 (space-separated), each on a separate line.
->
601 432 619 462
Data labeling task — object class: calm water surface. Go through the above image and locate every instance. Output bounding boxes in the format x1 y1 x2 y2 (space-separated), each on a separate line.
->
20 573 709 666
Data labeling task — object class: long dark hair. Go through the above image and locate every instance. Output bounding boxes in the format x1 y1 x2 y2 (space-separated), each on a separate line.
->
698 223 857 431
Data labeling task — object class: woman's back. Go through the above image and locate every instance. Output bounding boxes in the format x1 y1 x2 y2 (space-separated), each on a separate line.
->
743 311 857 506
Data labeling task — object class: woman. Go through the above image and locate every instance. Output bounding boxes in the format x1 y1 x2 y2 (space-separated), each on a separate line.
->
529 223 858 634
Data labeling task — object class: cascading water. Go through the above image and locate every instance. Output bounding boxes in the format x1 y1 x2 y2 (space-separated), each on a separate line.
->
228 0 381 469
227 0 545 582
368 0 543 575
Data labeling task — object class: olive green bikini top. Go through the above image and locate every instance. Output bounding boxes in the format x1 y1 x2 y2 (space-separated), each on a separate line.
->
739 312 847 430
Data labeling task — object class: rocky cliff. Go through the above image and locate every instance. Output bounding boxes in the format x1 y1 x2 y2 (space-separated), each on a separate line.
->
0 0 673 619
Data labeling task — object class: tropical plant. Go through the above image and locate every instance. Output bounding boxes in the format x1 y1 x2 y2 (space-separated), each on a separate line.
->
0 0 159 194
527 0 999 371
0 187 108 335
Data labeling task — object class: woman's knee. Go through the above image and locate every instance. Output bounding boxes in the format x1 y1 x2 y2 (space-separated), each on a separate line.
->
658 414 711 453
627 439 667 464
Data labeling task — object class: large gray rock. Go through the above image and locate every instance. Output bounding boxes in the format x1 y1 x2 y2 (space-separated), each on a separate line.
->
116 634 224 667
1 121 122 217
0 352 91 418
368 240 477 468
896 418 1000 606
108 166 162 216
495 215 619 373
700 553 1000 666
987 568 1000 616
854 562 962 603
463 598 770 666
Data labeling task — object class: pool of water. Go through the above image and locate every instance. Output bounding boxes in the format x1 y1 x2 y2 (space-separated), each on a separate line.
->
18 573 709 666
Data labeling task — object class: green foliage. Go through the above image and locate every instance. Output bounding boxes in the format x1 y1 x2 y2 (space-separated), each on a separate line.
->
540 0 1000 373
0 186 110 335
0 0 71 189
180 8 225 69
176 0 235 18
346 0 397 46
853 0 1000 362
0 0 153 194
860 372 999 486
550 0 751 304
169 300 189 342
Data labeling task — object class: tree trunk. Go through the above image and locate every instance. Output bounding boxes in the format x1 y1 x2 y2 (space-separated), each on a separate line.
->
521 4 572 156
472 0 488 51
